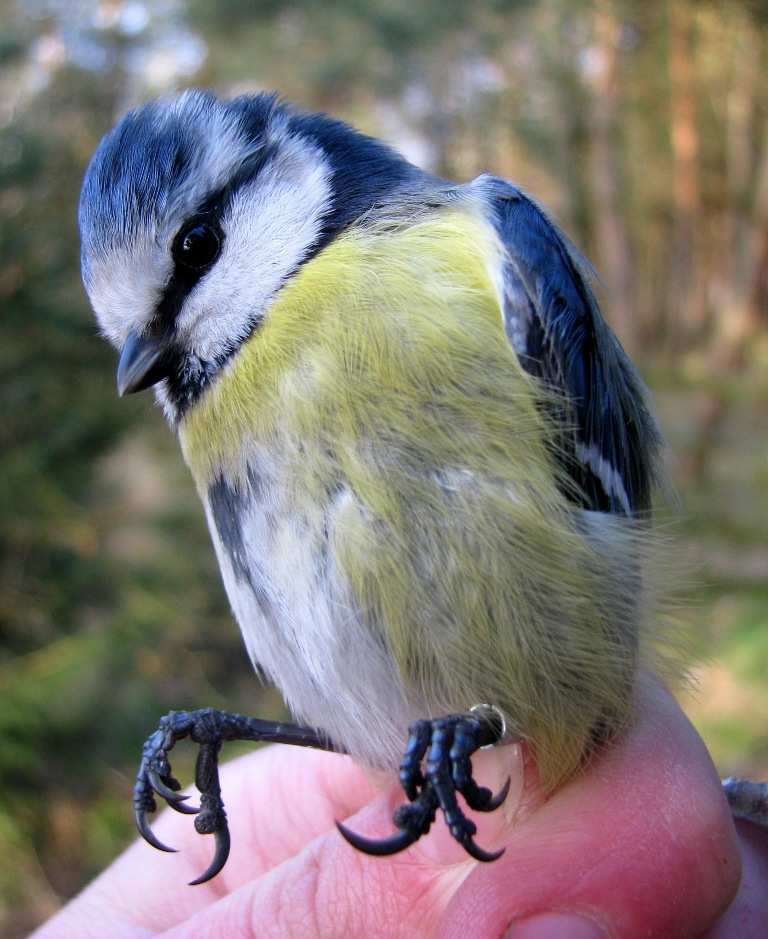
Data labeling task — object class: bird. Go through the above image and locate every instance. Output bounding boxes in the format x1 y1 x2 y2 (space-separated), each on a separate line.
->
78 88 663 885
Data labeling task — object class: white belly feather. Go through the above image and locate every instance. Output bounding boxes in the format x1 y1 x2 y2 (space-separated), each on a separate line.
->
202 463 420 767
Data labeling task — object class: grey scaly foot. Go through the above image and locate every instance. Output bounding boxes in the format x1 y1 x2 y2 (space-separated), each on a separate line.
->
337 712 509 862
133 708 337 884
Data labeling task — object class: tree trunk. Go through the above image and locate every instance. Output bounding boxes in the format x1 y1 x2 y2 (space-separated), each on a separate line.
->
587 0 636 354
668 0 706 344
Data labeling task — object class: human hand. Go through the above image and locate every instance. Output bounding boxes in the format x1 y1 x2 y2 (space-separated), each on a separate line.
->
31 679 767 938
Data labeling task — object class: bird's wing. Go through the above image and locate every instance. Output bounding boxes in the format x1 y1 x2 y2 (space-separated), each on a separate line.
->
479 175 661 515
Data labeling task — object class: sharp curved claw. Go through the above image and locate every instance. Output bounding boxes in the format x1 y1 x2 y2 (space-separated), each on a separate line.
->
167 798 201 815
485 776 511 811
335 820 421 857
134 807 177 853
148 768 189 803
188 825 231 886
461 837 505 863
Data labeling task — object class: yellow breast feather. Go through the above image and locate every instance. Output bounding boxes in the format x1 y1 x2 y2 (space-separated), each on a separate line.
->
180 205 638 790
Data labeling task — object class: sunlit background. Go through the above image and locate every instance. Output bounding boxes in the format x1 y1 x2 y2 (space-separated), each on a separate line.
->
1 0 767 933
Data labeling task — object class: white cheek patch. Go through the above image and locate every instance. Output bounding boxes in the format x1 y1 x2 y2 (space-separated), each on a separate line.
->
83 114 330 363
86 242 171 349
173 132 333 361
83 93 257 350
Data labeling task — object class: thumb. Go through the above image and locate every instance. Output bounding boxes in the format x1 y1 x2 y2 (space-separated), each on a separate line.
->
438 677 740 939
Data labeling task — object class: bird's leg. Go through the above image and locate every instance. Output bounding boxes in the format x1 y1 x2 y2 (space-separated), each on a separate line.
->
337 712 509 862
450 716 512 813
133 708 338 884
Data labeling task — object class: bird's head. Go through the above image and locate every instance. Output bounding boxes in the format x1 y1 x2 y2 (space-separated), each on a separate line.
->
79 89 417 421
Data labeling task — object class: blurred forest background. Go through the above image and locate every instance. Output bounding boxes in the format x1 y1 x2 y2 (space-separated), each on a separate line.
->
1 0 767 934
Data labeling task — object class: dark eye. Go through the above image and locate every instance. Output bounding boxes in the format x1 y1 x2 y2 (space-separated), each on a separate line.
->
172 223 221 271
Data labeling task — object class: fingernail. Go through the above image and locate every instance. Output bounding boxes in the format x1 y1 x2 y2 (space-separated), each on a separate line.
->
504 912 606 939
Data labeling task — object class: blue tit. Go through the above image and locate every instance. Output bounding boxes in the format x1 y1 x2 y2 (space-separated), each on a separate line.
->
78 89 663 882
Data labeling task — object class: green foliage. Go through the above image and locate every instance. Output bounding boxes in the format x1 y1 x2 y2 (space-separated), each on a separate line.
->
0 39 261 934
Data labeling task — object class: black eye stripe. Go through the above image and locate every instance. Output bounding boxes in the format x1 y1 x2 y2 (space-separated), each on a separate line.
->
149 143 281 414
167 141 276 275
150 217 224 339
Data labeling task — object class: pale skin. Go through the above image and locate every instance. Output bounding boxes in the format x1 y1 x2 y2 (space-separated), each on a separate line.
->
32 679 768 939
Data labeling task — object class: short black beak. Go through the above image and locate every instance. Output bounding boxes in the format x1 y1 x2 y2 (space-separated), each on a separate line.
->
117 331 173 396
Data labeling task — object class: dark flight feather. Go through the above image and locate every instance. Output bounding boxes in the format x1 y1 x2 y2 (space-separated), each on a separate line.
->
483 176 661 515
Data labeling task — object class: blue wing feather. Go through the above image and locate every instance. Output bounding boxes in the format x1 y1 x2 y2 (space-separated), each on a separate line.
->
480 176 661 516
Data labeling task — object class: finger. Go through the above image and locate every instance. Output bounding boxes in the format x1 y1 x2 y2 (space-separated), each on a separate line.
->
29 745 377 939
703 820 768 938
182 744 377 890
156 794 467 939
437 676 742 939
149 748 528 939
